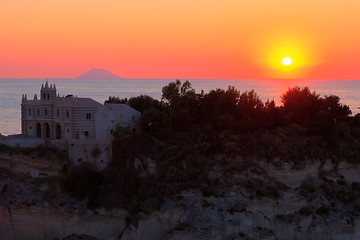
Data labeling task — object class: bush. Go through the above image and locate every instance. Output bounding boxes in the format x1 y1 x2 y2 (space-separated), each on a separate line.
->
141 108 168 132
91 146 101 158
100 166 141 209
64 163 103 209
315 206 330 215
0 144 12 153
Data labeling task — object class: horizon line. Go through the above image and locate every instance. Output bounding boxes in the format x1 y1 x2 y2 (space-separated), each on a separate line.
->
1 77 360 81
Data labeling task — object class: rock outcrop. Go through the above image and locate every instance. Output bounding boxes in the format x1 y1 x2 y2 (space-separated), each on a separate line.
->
2 158 360 239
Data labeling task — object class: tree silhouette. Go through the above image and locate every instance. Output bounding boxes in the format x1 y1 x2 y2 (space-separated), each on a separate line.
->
105 96 128 104
162 80 197 127
322 95 351 119
128 95 161 113
281 86 321 124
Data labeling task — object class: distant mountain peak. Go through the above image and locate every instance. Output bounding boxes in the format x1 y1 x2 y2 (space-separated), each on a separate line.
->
77 68 123 79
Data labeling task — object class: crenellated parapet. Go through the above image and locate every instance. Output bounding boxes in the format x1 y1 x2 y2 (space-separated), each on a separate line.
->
41 81 57 100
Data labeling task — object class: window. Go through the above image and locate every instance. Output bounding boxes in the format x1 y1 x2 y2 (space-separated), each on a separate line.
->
66 109 69 118
57 109 60 118
28 108 32 116
85 131 89 136
67 129 69 133
47 93 50 99
37 108 40 117
132 115 135 121
86 113 91 119
29 126 32 130
44 109 48 116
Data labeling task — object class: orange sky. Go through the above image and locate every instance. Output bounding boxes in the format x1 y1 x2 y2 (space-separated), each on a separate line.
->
1 0 360 79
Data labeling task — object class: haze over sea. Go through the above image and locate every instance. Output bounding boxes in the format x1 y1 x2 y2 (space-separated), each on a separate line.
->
1 78 360 136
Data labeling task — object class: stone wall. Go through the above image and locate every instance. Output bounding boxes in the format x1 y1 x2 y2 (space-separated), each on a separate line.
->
0 155 64 177
0 139 68 151
1 138 112 171
68 140 112 170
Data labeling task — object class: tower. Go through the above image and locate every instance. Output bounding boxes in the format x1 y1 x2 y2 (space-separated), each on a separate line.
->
40 81 57 100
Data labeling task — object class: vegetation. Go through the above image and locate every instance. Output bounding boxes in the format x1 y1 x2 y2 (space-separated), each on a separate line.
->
105 81 351 138
62 80 360 226
105 95 162 113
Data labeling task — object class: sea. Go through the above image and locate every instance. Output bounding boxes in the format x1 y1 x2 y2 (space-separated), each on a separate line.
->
1 78 360 136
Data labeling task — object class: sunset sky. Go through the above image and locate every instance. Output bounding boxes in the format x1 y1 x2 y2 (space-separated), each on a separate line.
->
1 0 360 79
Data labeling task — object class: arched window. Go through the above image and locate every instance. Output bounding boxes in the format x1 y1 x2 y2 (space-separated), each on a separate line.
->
66 109 69 118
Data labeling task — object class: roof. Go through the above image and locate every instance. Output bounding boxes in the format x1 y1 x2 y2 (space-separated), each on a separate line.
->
103 103 140 114
24 96 105 109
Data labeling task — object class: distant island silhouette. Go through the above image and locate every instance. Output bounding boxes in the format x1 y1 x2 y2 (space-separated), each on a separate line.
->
77 68 123 79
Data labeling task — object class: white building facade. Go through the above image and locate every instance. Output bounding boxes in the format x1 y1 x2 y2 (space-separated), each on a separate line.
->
21 82 141 141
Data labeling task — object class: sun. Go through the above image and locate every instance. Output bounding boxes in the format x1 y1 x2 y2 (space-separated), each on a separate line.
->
282 57 292 66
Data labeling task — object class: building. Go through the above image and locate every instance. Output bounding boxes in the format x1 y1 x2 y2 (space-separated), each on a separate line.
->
21 82 141 141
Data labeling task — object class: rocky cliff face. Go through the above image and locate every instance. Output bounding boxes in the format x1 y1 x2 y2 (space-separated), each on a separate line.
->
0 205 127 240
2 158 360 240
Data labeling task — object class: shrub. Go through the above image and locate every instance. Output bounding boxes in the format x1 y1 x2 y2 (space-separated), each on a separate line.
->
100 166 141 209
0 144 12 153
91 146 101 158
64 163 103 209
315 206 330 215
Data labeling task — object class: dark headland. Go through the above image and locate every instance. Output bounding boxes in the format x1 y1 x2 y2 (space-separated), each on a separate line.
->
77 68 123 79
2 80 360 240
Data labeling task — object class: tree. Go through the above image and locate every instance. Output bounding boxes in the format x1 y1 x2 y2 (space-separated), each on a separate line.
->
161 80 181 105
322 95 351 119
216 113 237 130
224 86 241 117
161 80 196 128
281 87 351 125
199 88 227 125
281 86 321 124
259 99 281 129
128 95 161 113
104 96 128 104
141 108 168 132
237 90 264 118
161 79 196 107
308 110 333 141
64 163 103 209
172 108 193 131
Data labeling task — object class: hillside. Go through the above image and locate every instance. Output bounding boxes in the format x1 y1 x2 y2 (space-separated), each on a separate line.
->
77 68 123 79
2 129 360 239
2 80 360 239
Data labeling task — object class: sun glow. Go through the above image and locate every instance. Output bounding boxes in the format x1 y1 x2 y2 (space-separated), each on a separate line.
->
269 44 305 71
282 57 292 66
252 30 323 79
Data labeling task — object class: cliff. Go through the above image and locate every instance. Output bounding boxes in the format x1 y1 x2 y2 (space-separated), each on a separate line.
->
1 127 360 239
1 158 360 240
